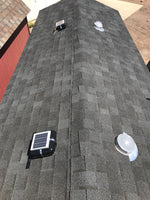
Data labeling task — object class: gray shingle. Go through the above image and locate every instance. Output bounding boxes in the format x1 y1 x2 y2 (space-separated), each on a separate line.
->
70 189 86 200
71 171 97 189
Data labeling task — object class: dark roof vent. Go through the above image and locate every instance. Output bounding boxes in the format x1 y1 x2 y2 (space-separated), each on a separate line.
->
115 132 138 162
94 21 104 32
26 130 57 168
53 20 66 34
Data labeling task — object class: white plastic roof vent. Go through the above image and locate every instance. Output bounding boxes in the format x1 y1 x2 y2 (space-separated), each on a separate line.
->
115 132 138 162
94 21 104 32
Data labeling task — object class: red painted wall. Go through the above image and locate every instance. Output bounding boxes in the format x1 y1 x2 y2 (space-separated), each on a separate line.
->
0 23 29 101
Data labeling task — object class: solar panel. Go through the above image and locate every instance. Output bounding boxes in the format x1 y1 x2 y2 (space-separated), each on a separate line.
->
53 20 66 34
56 20 65 27
30 131 51 151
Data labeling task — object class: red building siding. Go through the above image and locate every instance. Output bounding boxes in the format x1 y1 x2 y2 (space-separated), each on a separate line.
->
0 22 29 102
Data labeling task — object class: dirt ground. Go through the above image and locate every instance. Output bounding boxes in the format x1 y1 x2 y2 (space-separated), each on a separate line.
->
121 0 150 65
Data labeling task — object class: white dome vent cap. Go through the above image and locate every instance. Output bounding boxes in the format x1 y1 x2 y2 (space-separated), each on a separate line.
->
115 132 138 162
94 21 104 32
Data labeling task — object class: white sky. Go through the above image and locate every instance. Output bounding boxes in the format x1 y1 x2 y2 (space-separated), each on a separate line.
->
22 0 61 21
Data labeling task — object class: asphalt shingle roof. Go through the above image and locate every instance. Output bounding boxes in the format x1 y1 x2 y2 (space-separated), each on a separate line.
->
0 0 150 199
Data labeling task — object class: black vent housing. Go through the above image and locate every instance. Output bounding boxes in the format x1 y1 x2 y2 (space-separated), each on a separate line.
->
56 20 66 32
27 130 57 159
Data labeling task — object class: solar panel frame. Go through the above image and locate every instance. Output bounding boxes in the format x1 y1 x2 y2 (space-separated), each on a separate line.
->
30 131 51 151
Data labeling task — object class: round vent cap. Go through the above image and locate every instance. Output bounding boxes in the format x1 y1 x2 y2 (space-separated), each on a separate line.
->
117 133 135 153
115 132 138 162
94 21 104 32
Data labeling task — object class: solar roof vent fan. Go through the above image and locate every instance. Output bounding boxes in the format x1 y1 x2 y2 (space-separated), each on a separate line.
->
53 20 66 34
26 130 57 168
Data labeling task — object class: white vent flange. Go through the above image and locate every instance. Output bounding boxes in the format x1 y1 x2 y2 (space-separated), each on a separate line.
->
115 132 138 162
